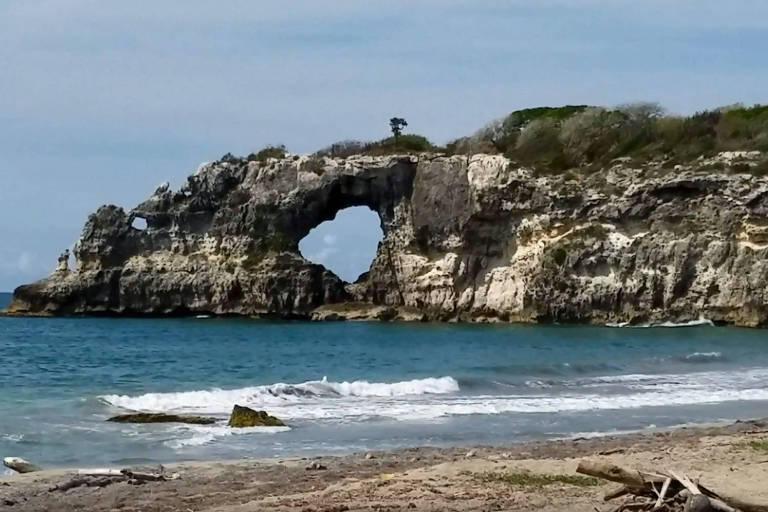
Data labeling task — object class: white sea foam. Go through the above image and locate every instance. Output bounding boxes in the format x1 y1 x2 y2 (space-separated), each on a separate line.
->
684 351 723 361
100 376 460 414
581 367 768 392
1 433 23 443
164 424 291 450
96 367 768 423
655 319 714 328
606 318 714 328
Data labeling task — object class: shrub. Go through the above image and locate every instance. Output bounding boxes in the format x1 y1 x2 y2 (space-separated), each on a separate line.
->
559 108 623 164
456 106 589 156
247 145 287 164
514 118 563 160
718 104 768 151
307 102 768 169
317 140 368 158
302 155 326 175
362 134 436 155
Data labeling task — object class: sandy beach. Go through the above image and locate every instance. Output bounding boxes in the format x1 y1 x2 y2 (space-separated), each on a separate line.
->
3 419 768 511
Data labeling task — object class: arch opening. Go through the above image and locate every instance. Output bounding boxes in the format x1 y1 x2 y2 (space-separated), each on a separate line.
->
298 206 383 283
131 216 147 230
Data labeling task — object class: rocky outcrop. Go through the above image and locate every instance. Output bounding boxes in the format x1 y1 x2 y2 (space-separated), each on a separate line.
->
228 405 285 427
6 151 768 326
107 413 216 425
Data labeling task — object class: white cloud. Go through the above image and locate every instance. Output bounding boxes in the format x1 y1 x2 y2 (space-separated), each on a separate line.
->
322 234 338 246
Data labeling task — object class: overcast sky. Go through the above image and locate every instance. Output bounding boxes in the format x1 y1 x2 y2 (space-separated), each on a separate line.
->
1 1 767 291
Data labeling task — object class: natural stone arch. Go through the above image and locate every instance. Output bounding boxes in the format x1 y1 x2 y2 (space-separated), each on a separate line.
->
288 159 416 244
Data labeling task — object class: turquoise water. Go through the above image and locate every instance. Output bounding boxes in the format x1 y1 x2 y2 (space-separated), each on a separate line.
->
2 291 768 469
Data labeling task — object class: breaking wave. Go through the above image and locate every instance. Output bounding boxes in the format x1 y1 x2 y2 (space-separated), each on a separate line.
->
607 318 714 328
100 376 460 414
94 367 768 423
683 351 723 362
164 425 291 450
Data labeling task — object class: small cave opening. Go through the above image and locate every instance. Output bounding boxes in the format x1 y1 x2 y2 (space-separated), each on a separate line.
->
131 216 147 230
298 206 383 283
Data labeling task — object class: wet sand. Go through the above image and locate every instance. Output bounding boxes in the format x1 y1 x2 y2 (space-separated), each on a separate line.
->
3 419 768 511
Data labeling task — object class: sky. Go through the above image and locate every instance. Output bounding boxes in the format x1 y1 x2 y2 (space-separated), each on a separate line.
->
1 1 767 291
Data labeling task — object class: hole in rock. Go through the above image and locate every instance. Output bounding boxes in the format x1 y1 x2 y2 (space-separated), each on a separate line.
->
131 217 147 230
299 206 383 282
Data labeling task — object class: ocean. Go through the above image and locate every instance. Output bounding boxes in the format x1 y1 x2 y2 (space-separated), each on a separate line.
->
2 291 768 470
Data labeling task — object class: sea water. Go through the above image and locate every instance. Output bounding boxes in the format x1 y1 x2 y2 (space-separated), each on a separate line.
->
2 291 768 468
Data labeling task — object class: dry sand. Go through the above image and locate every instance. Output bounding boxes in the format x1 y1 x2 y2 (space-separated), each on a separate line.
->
3 419 768 511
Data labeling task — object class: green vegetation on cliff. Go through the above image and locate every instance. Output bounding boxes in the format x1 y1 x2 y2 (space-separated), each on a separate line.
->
317 134 437 157
232 102 767 176
305 102 767 175
447 102 768 172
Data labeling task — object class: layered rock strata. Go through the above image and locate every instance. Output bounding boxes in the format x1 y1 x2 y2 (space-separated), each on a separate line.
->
8 152 768 326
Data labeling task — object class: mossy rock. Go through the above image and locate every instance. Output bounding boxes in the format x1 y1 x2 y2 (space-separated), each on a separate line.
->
228 405 285 427
107 413 216 425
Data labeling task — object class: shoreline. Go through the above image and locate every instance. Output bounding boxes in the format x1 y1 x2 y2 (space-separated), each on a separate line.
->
4 417 768 511
0 307 747 330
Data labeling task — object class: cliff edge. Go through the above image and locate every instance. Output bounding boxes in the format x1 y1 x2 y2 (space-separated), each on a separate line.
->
7 151 768 326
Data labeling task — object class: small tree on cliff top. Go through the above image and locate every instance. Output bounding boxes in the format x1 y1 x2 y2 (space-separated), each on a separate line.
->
390 117 408 141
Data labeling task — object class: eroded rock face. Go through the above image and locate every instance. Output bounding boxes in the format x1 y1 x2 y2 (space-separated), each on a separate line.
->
7 152 768 326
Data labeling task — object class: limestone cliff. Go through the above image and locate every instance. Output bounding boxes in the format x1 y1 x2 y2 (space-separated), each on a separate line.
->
7 151 768 326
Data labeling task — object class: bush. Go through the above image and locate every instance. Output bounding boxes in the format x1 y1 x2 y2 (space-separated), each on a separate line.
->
316 135 437 157
452 106 589 156
247 145 287 164
559 108 623 164
361 134 436 155
718 104 768 151
512 118 565 164
307 102 768 169
316 140 368 158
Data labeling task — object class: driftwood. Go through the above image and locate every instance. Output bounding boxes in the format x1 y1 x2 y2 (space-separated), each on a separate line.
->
50 467 179 492
3 457 42 474
49 477 116 492
576 460 768 512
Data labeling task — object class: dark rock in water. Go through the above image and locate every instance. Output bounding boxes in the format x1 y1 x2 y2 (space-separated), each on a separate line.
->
228 405 285 427
107 413 216 425
6 151 768 326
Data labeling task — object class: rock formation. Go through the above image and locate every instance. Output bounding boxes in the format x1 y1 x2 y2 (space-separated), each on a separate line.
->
107 413 216 425
228 405 285 427
6 151 768 326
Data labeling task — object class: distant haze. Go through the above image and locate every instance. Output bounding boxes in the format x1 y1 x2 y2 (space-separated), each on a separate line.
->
1 1 766 291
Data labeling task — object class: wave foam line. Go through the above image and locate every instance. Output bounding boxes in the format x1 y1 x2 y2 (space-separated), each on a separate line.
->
607 318 714 328
100 376 460 414
164 425 291 450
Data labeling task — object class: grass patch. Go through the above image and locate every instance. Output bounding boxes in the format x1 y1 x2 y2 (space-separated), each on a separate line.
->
478 471 599 487
741 438 768 452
